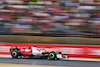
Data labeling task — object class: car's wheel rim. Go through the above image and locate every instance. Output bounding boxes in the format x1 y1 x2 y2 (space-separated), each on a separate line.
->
49 53 54 58
12 52 17 57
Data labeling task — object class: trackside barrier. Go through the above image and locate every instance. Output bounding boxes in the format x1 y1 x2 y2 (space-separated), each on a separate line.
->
0 43 100 58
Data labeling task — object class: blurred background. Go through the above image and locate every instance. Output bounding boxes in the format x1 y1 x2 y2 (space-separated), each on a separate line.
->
0 0 100 44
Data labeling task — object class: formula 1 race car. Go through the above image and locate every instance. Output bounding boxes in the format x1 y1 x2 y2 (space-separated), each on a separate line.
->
10 46 69 60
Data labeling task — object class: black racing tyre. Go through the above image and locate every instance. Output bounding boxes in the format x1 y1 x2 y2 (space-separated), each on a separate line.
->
11 50 18 58
48 51 56 60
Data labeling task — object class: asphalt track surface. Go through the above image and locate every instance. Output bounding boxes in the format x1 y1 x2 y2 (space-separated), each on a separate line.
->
0 57 100 67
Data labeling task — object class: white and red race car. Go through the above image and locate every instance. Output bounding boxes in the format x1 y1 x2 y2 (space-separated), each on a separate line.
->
10 46 69 60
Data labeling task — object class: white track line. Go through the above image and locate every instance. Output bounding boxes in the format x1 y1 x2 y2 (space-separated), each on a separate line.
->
0 55 11 58
69 58 100 62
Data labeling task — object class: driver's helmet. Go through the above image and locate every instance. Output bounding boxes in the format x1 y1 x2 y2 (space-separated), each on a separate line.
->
34 46 36 47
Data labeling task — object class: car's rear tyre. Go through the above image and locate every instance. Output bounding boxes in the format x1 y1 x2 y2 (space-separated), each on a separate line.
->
48 51 56 60
11 50 18 58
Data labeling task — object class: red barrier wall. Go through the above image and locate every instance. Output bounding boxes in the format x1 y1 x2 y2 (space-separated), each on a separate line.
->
0 43 100 58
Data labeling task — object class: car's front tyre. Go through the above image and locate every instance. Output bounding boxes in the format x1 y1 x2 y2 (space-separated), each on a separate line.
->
48 51 56 60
